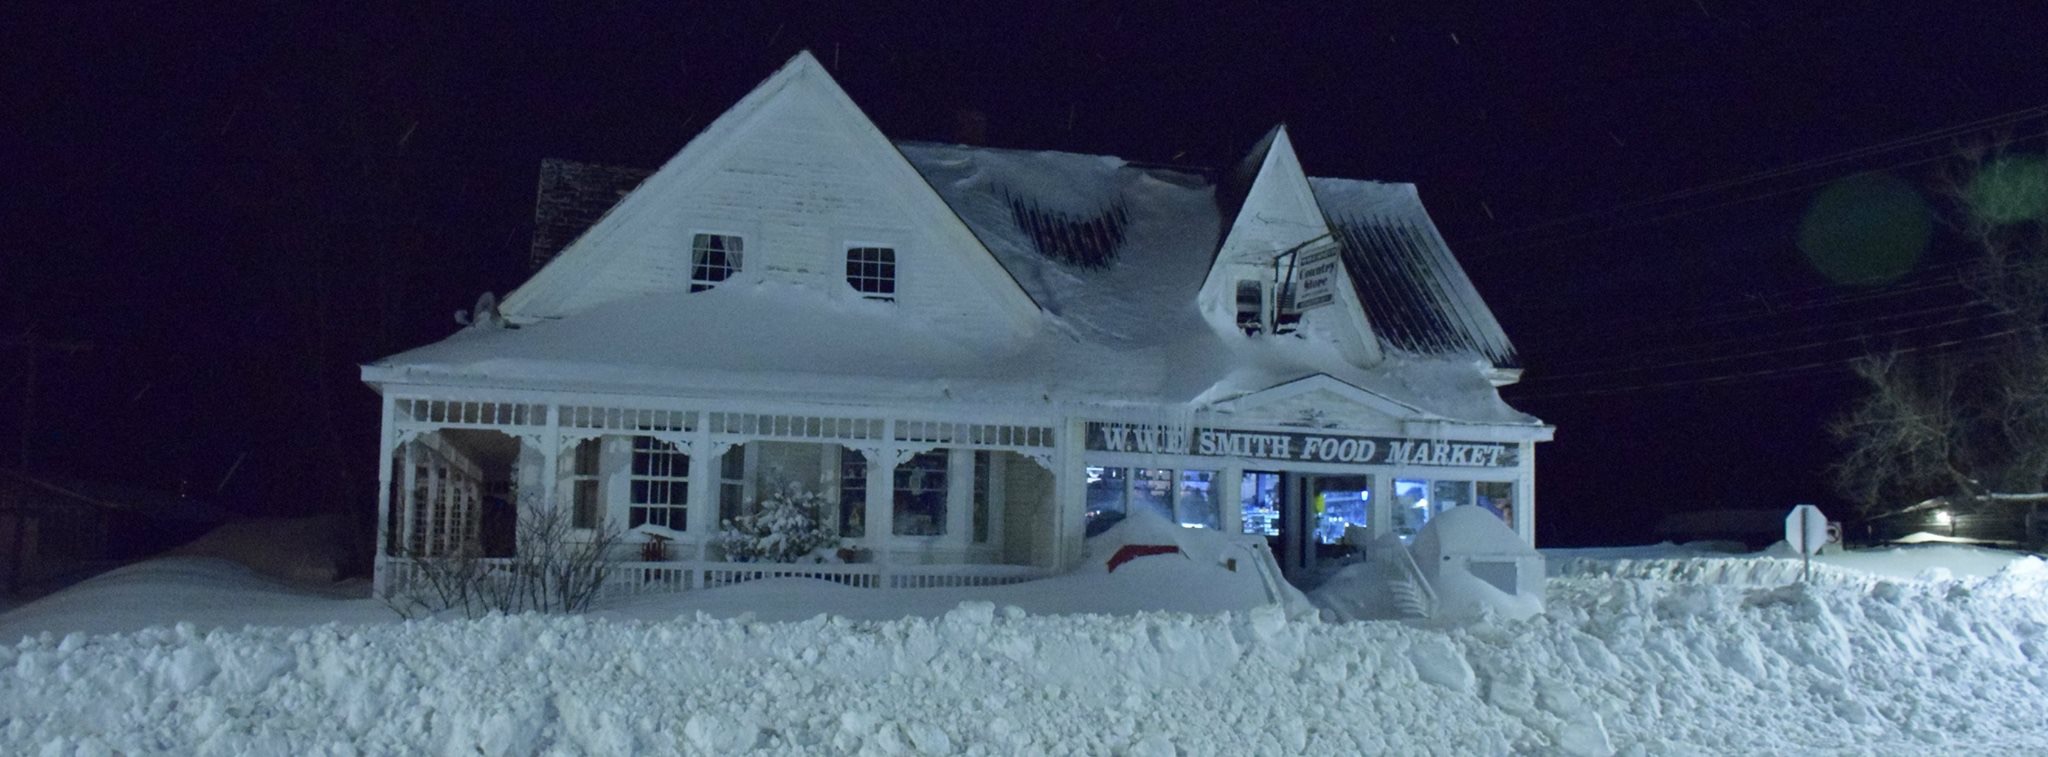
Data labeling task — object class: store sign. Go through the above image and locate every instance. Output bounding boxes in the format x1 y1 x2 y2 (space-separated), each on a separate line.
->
1292 245 1342 311
1084 422 1517 468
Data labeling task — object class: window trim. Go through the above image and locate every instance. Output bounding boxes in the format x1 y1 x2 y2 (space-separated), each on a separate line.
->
627 435 690 531
689 231 746 292
844 244 899 302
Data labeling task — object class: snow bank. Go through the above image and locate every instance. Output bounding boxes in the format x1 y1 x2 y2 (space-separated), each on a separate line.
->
1314 507 1545 623
9 559 2048 754
0 558 388 640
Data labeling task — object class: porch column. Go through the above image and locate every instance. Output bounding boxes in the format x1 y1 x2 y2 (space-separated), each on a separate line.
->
1370 473 1394 540
374 395 396 592
865 449 893 559
1052 418 1086 570
1518 441 1537 548
686 423 715 542
1219 463 1243 537
944 448 972 549
429 451 448 555
540 405 561 514
399 440 419 555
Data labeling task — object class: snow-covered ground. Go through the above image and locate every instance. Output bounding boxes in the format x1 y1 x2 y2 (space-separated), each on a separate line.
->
4 539 2046 755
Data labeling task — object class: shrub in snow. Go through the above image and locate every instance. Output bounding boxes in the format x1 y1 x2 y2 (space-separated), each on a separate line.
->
385 495 622 619
712 486 841 563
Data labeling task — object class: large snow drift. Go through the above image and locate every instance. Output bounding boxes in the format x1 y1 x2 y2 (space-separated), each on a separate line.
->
5 549 2047 753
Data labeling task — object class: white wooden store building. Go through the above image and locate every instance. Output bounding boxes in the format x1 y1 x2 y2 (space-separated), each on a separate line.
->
362 51 1553 596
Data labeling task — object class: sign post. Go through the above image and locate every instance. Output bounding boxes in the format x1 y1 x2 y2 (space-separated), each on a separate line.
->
1785 504 1828 582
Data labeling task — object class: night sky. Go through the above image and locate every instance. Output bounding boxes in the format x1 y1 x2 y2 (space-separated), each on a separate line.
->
5 3 2045 545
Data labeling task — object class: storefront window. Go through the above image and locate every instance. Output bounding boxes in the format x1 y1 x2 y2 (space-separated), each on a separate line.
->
1241 472 1281 536
1176 470 1220 529
1313 476 1371 545
1133 468 1175 520
1086 466 1128 535
1477 481 1516 530
1432 480 1473 513
1393 478 1430 539
893 450 948 536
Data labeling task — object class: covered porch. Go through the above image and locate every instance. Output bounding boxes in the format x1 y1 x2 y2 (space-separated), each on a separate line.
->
373 395 1063 597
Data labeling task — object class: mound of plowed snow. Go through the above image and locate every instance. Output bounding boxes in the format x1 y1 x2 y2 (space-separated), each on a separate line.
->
5 555 2046 753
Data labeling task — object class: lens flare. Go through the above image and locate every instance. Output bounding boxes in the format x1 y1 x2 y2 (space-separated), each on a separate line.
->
1966 154 2048 225
1797 173 1931 285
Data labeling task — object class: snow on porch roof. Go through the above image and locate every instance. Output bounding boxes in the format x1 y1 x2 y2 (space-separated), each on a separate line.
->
366 278 1540 426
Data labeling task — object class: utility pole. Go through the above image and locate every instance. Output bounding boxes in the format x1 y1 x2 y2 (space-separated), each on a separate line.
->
3 330 93 471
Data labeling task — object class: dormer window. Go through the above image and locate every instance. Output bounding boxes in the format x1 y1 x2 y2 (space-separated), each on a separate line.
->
690 233 743 292
846 246 896 302
1235 277 1301 336
1236 280 1264 335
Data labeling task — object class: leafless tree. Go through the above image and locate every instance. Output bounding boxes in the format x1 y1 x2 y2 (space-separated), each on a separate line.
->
385 493 622 619
1831 146 2048 531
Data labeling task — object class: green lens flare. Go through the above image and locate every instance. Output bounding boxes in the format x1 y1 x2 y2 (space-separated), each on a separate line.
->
1798 173 1931 285
1966 154 2048 225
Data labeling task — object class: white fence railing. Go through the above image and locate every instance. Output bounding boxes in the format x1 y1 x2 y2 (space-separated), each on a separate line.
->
377 557 1047 600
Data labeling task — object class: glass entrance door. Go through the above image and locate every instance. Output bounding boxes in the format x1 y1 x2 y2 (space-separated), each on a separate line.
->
1292 474 1372 584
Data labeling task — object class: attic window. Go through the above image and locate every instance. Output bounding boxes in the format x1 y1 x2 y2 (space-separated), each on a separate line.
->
846 246 896 302
1235 279 1302 337
1273 286 1301 335
1236 280 1264 335
690 234 744 292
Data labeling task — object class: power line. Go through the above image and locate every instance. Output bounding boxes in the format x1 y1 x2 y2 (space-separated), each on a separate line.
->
1508 327 2025 400
1470 128 2048 260
1534 298 1989 373
1514 265 1985 355
1459 104 2048 247
1522 308 2003 384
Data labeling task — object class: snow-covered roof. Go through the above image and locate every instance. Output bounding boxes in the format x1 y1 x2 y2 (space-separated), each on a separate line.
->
1312 178 1518 368
513 144 1517 370
909 143 1519 369
371 143 1537 426
371 52 1533 429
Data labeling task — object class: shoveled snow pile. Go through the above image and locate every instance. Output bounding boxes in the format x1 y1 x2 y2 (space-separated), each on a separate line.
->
1312 506 1546 623
6 553 2048 753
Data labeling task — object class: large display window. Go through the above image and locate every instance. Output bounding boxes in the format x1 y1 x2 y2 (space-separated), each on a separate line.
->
1394 477 1517 540
1087 465 1222 534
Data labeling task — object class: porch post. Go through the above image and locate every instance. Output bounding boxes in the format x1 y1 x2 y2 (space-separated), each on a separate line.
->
944 448 972 550
1220 463 1243 536
425 456 443 555
866 421 896 561
1370 472 1394 540
1052 418 1086 571
687 420 714 544
1518 441 1537 548
541 404 561 514
399 440 419 555
373 395 396 595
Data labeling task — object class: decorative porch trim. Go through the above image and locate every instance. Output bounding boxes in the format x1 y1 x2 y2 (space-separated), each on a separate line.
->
375 556 1047 599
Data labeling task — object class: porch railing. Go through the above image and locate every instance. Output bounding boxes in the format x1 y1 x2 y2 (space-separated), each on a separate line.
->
376 557 1047 600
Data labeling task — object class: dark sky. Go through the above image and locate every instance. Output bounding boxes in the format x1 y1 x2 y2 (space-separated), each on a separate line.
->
4 2 2045 544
